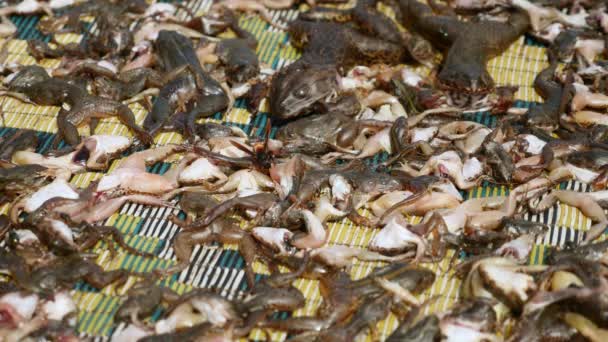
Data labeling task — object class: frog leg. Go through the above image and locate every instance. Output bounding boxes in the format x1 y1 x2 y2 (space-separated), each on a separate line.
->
89 117 99 135
185 93 229 141
51 130 63 149
142 70 164 87
383 0 403 22
347 211 376 228
99 225 156 258
140 95 154 112
116 104 153 145
144 85 173 134
162 64 205 90
57 108 82 146
298 6 353 23
161 64 190 84
0 90 36 105
145 70 203 135
116 76 145 100
70 62 118 80
122 88 159 106
216 223 262 291
167 213 195 228
368 322 380 342
351 0 404 44
162 229 214 275
221 8 258 48
77 227 103 252
347 29 406 66
105 235 118 259
118 144 183 170
399 0 465 50
84 267 129 290
264 252 309 288
236 233 261 291
160 286 181 304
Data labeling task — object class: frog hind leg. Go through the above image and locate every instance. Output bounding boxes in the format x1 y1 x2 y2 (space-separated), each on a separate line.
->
84 267 128 290
352 0 404 44
166 229 214 275
185 93 229 141
145 92 171 134
116 104 153 145
56 108 82 146
237 233 261 291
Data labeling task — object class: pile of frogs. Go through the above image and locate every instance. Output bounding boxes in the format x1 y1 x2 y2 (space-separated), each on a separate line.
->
3 0 608 340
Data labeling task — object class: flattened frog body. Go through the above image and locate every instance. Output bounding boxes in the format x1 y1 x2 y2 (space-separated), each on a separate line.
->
276 113 360 154
214 9 260 84
145 30 228 139
270 1 408 120
7 66 151 146
399 0 530 102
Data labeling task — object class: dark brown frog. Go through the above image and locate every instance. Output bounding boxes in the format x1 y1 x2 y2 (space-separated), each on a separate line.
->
398 0 530 104
269 1 408 120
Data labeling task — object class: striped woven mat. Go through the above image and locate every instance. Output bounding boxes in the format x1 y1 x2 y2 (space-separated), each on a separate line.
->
0 0 591 341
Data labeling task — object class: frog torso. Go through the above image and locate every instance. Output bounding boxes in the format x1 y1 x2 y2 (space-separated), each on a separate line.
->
270 6 407 120
289 19 405 70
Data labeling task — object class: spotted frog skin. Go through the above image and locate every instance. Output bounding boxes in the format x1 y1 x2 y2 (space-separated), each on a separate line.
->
8 66 151 146
398 0 530 98
144 31 228 140
269 1 409 121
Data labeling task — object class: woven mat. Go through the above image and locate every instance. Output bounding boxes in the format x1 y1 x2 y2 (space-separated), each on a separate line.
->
0 0 592 341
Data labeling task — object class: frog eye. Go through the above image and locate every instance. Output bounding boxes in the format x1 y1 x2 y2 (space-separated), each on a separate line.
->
294 85 310 98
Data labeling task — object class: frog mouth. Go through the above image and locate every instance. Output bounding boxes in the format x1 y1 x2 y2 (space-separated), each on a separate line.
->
278 88 337 119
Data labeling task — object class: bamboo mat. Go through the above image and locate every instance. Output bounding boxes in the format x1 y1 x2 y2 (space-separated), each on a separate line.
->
0 0 594 341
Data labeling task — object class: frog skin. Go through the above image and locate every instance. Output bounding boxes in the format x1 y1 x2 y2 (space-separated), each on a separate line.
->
0 164 52 205
56 95 152 146
299 0 405 45
87 11 133 59
144 30 228 140
398 0 530 103
74 0 148 58
386 315 441 342
138 322 230 342
261 263 435 337
510 305 582 342
115 278 179 324
316 294 393 342
27 39 86 61
164 215 265 290
37 0 145 56
0 129 39 162
0 248 31 290
92 67 163 102
2 253 129 296
269 1 410 121
275 113 372 155
526 59 566 131
7 66 152 146
31 260 128 295
214 9 260 84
